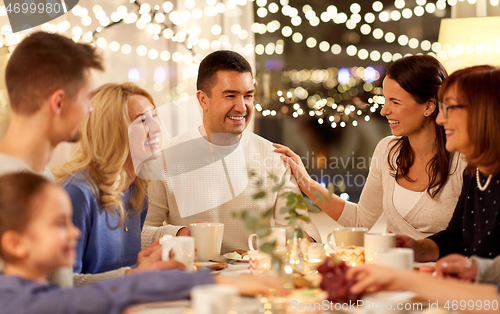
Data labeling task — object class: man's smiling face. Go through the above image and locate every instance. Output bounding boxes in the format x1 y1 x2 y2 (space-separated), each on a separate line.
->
198 70 255 137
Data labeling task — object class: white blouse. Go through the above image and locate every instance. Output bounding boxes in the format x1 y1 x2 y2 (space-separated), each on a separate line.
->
393 180 424 218
338 135 467 239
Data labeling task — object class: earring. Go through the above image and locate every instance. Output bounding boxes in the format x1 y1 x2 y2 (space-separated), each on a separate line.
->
424 113 428 116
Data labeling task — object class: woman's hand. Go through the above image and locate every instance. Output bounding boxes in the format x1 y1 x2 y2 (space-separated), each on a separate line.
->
272 143 312 190
126 242 186 275
435 254 477 282
395 234 418 250
396 236 439 262
346 264 403 294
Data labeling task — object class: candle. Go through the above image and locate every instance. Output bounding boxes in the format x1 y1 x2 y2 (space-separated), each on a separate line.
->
307 243 326 271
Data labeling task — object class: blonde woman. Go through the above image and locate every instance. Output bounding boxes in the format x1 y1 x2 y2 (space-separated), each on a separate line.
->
54 82 181 285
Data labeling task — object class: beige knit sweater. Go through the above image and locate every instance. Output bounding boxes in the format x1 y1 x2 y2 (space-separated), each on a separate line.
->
338 136 467 240
141 129 321 253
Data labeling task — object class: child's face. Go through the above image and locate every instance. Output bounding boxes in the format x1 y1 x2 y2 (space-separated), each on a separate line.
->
22 185 81 272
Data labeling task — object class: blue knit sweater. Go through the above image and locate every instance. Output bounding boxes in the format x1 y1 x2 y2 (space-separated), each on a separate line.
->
62 173 148 274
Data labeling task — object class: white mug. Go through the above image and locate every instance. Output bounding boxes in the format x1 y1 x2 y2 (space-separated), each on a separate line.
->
160 235 195 272
364 233 396 264
189 223 224 261
248 227 287 251
191 284 238 314
327 227 368 249
375 248 414 270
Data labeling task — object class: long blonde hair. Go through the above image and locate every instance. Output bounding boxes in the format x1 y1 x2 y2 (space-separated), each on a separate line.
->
54 82 155 227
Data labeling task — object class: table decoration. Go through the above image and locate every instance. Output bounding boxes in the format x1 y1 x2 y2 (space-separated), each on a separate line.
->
334 246 365 267
233 171 344 281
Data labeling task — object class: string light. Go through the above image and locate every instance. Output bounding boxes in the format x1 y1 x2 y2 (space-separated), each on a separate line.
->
0 0 486 118
41 0 455 64
259 66 383 125
248 0 457 62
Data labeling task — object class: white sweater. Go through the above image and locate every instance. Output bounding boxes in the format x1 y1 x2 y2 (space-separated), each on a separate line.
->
141 129 321 253
0 153 55 181
338 136 467 240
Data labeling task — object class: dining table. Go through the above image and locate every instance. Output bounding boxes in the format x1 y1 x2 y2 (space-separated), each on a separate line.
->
125 261 439 314
126 262 261 314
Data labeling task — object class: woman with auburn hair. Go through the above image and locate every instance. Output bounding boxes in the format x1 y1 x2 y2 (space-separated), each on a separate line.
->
398 65 500 264
53 82 176 285
274 55 466 239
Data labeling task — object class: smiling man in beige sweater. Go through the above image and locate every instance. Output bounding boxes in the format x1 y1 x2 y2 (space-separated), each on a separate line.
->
141 50 320 253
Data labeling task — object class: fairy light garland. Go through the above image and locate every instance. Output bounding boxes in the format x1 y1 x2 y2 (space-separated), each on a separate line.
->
79 0 199 56
257 0 500 62
0 0 255 112
250 0 475 62
90 0 251 52
0 0 498 119
255 66 384 128
1 0 496 64
0 0 252 57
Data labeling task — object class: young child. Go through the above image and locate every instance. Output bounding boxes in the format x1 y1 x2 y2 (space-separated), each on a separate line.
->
0 172 281 314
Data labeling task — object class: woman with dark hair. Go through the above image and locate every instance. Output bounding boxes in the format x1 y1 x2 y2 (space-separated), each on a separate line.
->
274 55 466 239
399 65 500 262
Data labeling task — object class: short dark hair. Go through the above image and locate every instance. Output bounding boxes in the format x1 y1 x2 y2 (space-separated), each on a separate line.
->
0 172 51 260
5 31 104 115
196 50 252 96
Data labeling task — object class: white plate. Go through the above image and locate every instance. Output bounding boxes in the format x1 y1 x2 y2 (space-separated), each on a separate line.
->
223 253 250 262
339 291 418 314
219 264 251 276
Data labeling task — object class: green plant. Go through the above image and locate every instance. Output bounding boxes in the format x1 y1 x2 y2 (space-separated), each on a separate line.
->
233 170 344 256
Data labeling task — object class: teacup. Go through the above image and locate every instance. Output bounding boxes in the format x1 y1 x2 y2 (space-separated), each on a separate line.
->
190 223 224 261
160 235 195 272
364 233 396 264
327 227 368 249
375 248 414 270
248 227 287 251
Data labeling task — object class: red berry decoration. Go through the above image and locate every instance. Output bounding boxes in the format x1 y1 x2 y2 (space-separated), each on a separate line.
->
317 256 363 303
